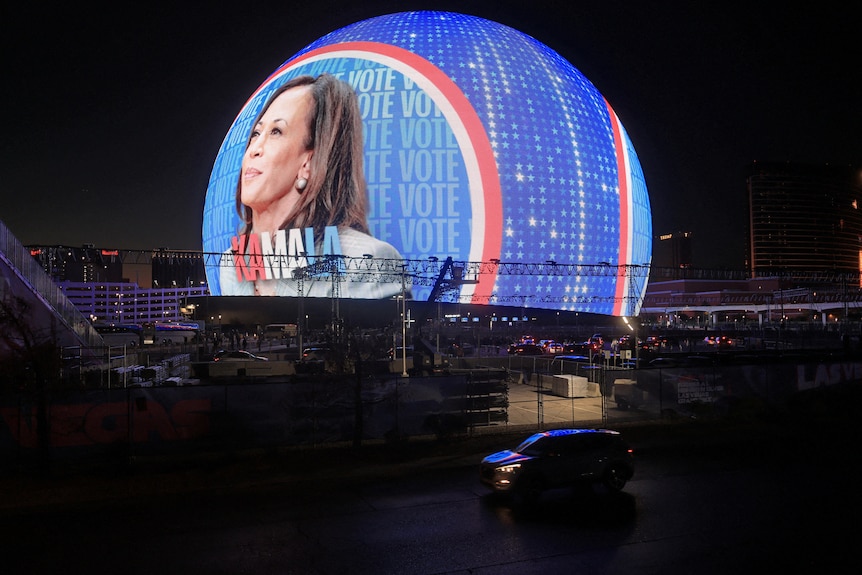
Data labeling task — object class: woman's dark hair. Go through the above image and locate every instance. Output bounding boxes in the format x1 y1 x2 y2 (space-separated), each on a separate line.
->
235 74 369 239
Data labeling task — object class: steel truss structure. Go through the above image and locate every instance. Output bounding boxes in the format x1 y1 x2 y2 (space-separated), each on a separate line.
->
32 246 862 312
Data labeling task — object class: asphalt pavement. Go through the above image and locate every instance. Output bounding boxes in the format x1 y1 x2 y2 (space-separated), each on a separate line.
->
2 377 858 513
0 380 599 511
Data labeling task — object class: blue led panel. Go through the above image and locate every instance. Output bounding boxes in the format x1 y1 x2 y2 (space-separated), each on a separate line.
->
202 11 652 315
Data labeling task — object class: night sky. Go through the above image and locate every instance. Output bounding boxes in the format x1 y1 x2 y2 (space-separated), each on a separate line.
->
2 1 858 269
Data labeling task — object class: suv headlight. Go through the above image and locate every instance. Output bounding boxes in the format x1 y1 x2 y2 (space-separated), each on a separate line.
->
496 463 522 474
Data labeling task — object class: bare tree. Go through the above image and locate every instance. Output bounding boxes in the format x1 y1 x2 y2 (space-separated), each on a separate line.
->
0 295 62 472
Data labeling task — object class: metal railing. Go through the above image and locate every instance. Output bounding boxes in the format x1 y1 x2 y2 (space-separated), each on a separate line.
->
0 220 103 349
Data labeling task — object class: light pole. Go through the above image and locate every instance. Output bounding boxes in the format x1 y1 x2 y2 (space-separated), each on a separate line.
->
401 265 408 377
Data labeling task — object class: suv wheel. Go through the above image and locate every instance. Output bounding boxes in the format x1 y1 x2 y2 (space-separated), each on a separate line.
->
602 464 628 492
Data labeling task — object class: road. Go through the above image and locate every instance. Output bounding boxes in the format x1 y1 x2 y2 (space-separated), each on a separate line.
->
1 416 857 574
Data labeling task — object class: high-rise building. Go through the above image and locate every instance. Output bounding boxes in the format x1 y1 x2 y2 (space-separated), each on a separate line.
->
747 162 862 275
25 246 209 324
652 231 693 269
27 245 207 289
28 245 124 283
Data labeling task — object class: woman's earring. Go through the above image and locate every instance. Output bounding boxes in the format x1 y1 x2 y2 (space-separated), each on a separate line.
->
296 177 308 192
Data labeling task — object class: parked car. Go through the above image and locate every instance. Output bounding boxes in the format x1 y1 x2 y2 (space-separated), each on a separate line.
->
212 349 268 362
509 343 545 356
617 334 643 350
479 428 634 504
563 341 592 355
542 341 564 355
302 346 333 362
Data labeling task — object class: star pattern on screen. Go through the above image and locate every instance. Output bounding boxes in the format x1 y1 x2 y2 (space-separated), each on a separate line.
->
294 11 646 314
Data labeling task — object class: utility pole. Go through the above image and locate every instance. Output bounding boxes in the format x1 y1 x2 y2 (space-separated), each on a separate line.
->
401 265 408 377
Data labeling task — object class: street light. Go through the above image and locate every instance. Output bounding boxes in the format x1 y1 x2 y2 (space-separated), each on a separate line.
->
623 316 638 367
401 265 408 377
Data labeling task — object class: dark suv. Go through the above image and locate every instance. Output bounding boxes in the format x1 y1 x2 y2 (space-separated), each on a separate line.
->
480 428 634 503
301 346 333 362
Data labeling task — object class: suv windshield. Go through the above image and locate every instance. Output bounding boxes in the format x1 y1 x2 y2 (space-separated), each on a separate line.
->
515 430 618 456
515 435 547 456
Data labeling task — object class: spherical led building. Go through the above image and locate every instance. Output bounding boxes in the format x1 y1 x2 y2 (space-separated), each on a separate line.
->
203 11 652 316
